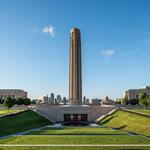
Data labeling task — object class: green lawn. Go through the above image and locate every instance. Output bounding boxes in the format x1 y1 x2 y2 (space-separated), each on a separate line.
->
0 147 150 150
0 135 149 144
130 109 150 115
100 110 150 136
0 110 52 136
0 109 20 115
0 125 149 150
26 126 126 135
0 110 149 150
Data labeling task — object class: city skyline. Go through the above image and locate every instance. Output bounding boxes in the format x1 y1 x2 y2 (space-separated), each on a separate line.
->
0 0 150 99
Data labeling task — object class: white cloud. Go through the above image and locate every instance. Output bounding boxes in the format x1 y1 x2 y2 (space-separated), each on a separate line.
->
101 49 115 64
32 25 55 37
42 25 55 37
101 49 115 57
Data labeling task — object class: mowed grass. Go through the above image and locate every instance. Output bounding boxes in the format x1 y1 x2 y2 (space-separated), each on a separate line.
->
131 109 150 115
0 110 51 136
0 110 149 150
0 127 149 145
100 110 150 136
26 127 126 135
0 126 149 150
1 147 150 150
0 135 150 144
0 109 20 115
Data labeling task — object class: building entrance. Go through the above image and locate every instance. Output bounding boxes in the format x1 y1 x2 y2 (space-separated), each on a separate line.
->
64 114 87 122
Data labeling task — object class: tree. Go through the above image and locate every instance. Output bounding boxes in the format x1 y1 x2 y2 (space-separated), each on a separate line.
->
121 96 129 105
130 98 139 105
115 99 122 104
139 91 147 100
0 98 4 104
147 96 150 106
138 91 150 109
16 98 24 106
139 98 149 109
23 98 31 105
3 97 15 110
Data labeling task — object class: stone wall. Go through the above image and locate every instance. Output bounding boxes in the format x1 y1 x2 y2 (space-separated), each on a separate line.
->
34 104 116 123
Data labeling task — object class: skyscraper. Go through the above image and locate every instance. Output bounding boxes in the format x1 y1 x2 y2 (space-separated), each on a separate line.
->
50 93 55 104
69 28 82 105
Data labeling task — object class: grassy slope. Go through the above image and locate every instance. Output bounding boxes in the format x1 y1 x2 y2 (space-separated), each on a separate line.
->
0 110 51 136
100 110 150 136
131 109 150 115
0 109 20 115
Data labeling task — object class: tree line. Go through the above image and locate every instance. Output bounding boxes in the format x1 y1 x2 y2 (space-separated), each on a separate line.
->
116 91 150 108
0 97 31 109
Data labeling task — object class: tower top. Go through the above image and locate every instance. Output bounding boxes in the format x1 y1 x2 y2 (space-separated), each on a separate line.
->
70 27 80 33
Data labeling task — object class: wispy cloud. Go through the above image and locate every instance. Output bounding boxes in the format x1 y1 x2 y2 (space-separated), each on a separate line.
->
32 25 55 37
101 49 115 57
42 26 55 37
101 49 115 64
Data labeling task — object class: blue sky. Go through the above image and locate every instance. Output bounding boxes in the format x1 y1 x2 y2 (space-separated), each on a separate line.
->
0 0 150 99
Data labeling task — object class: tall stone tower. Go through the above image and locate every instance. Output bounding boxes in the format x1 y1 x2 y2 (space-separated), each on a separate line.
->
69 28 82 105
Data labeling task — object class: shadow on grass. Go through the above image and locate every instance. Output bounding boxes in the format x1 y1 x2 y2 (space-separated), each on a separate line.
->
41 127 64 130
26 132 127 136
112 125 127 130
101 116 117 124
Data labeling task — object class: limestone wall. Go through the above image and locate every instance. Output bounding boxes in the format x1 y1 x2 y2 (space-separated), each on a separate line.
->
34 104 115 123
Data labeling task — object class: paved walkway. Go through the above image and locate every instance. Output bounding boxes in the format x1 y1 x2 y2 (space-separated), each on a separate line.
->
0 144 150 147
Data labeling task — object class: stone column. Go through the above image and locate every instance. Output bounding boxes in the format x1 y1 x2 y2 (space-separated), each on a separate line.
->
69 28 82 105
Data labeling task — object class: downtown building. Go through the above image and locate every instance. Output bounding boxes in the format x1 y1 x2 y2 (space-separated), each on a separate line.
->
124 86 150 100
0 89 27 100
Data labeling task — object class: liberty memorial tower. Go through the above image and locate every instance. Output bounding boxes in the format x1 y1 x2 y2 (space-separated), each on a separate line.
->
69 28 82 105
